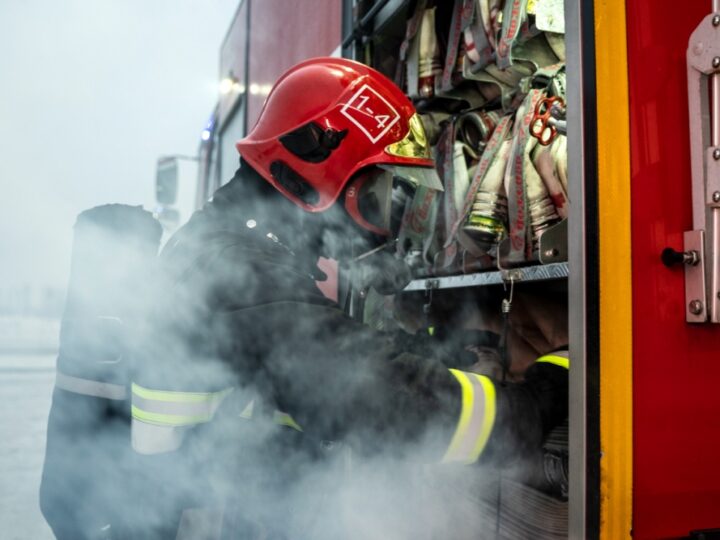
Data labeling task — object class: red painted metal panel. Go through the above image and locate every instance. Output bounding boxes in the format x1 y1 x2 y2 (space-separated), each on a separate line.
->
627 1 720 538
219 1 248 127
246 0 341 130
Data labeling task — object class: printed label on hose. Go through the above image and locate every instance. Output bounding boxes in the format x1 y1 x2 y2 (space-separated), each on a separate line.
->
496 0 526 69
395 0 429 85
507 89 543 262
441 0 466 91
462 0 493 68
447 115 513 244
439 122 460 267
398 184 439 267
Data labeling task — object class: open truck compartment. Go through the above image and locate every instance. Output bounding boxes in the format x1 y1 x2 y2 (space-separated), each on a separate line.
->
150 1 720 538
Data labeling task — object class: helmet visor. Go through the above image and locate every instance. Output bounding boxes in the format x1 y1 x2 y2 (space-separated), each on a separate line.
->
346 166 441 237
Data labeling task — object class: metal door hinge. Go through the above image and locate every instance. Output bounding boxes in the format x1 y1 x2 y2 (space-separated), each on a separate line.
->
682 7 720 322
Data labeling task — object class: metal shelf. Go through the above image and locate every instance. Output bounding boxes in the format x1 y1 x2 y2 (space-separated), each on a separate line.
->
403 262 569 292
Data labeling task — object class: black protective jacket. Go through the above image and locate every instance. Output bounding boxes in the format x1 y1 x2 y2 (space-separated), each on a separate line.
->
130 166 566 538
141 168 465 451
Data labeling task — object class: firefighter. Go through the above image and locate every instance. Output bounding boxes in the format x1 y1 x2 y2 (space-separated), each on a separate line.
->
130 57 568 538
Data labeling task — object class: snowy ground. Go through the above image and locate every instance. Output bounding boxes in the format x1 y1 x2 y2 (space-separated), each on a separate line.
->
0 316 59 352
0 353 56 540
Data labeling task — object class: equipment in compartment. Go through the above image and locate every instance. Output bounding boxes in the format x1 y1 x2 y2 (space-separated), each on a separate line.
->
350 1 570 536
359 0 569 275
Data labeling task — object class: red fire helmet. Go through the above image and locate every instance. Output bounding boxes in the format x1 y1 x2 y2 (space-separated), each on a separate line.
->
236 57 441 219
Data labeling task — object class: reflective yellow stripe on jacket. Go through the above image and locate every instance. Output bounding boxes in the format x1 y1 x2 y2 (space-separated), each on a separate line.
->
442 369 497 465
131 383 234 426
131 383 234 455
536 350 570 370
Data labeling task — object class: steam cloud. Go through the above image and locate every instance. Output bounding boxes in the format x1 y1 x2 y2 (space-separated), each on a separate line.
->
39 164 568 539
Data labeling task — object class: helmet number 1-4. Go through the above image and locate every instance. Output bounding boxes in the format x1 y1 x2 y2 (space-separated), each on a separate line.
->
341 84 401 144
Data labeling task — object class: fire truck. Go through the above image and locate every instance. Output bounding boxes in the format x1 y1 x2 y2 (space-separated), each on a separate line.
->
154 1 720 538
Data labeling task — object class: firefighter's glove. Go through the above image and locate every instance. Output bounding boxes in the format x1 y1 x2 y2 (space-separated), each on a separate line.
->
355 250 413 295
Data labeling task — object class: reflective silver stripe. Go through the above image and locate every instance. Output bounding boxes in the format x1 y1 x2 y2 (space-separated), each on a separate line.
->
55 371 127 400
131 384 235 454
132 392 226 418
175 506 225 540
442 369 497 464
131 384 234 427
131 419 187 455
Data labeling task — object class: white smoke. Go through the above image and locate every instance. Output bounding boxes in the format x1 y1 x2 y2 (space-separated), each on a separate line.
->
0 2 572 538
37 181 568 539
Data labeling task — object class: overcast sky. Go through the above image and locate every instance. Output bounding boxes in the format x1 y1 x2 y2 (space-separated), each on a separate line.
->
0 0 239 291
